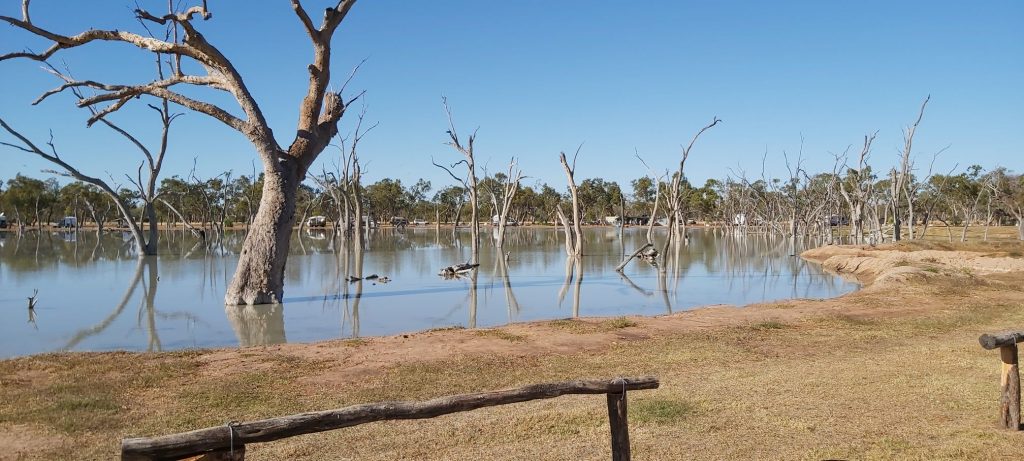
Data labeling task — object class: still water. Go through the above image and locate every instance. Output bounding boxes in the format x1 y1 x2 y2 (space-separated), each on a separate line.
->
0 227 856 358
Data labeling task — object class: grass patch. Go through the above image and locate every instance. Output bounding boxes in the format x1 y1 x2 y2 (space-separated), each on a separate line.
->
343 338 369 347
751 320 786 330
474 329 527 343
631 398 700 424
424 325 466 333
548 318 596 334
604 317 638 329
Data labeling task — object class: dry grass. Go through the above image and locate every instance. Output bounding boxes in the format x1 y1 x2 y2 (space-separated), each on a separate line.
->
473 329 528 343
3 266 1024 459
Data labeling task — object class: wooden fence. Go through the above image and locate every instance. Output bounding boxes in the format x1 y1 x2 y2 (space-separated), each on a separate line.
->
979 331 1022 430
121 376 659 460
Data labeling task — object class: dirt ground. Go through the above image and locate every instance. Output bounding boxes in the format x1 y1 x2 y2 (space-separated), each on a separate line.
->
2 240 1024 459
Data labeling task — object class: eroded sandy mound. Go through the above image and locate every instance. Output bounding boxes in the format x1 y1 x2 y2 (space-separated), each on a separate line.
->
802 245 1024 285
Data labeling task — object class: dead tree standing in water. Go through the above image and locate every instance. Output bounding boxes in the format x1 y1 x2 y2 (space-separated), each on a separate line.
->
660 118 720 263
558 146 584 257
492 158 524 249
433 98 480 264
1 1 365 305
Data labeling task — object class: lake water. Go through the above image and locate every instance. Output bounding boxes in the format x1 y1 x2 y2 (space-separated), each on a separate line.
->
0 227 857 358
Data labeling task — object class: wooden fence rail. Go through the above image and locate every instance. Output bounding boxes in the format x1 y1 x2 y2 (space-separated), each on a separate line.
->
121 376 659 460
979 331 1022 430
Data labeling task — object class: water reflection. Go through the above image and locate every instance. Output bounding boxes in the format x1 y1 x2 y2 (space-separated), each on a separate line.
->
0 227 857 357
226 304 286 347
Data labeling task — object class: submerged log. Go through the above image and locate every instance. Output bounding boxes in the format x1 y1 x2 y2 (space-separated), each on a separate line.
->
439 262 480 277
615 243 653 272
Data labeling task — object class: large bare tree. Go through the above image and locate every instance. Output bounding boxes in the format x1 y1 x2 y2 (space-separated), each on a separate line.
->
1 1 362 304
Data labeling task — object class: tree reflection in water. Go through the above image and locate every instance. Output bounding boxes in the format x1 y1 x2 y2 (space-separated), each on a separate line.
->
557 256 583 318
0 227 856 356
226 304 286 347
62 257 200 352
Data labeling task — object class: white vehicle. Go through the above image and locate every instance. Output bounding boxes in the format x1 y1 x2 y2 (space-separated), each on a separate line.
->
0 213 7 229
305 215 327 228
57 216 77 228
491 215 518 226
412 218 428 226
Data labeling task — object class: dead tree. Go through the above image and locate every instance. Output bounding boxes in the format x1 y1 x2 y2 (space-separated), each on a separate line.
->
433 98 480 264
1 1 364 305
558 146 584 256
891 95 930 241
617 151 664 271
341 106 375 245
661 118 720 260
0 116 171 256
1 55 178 256
988 168 1024 241
837 133 878 244
492 158 524 249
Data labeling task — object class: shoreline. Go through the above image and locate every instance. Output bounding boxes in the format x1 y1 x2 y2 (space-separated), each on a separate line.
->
3 241 1024 458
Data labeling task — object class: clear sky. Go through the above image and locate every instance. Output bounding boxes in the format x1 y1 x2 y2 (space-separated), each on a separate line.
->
1 1 1021 194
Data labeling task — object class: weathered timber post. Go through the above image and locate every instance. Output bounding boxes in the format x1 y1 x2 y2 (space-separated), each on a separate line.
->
999 344 1020 430
979 331 1023 430
606 378 631 461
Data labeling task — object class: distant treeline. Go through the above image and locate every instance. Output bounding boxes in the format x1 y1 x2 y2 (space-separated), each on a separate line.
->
1 163 1022 241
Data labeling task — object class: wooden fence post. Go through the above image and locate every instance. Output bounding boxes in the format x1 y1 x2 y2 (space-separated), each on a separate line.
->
999 344 1020 430
606 388 630 461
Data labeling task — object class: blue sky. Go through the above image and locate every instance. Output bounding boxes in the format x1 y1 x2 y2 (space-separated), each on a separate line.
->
1 1 1021 194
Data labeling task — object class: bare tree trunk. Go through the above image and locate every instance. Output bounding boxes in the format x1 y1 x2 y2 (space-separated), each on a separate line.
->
560 149 583 256
556 205 574 256
495 158 523 249
224 160 300 305
143 201 159 255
